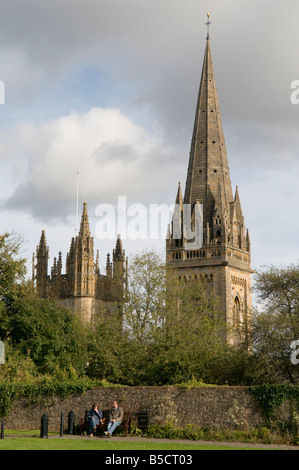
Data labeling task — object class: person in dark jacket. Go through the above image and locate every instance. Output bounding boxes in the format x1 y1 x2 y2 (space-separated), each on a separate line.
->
104 400 123 437
88 403 103 437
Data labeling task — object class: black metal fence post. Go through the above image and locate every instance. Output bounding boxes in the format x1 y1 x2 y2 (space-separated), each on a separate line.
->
1 421 4 439
40 413 48 439
68 410 75 435
60 412 63 437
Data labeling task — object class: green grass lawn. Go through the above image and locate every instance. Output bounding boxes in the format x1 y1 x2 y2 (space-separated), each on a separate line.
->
0 431 279 450
0 438 270 450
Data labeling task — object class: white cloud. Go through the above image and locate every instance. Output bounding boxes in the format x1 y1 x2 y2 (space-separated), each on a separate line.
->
1 107 180 222
0 0 298 272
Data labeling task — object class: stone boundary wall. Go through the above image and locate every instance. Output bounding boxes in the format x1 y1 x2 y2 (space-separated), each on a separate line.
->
4 386 265 431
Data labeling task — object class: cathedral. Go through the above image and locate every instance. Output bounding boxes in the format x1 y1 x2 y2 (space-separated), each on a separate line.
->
33 24 252 342
166 31 252 345
33 202 126 323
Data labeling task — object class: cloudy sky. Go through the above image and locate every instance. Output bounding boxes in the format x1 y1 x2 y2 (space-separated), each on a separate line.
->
0 0 298 281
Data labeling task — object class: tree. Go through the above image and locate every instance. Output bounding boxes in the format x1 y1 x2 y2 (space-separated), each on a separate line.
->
85 311 124 383
123 250 166 343
251 263 299 384
0 232 88 377
149 269 226 384
0 233 26 304
121 249 226 385
5 292 88 376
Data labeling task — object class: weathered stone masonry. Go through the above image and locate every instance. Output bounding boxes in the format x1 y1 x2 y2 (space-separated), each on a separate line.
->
5 386 264 431
166 35 252 346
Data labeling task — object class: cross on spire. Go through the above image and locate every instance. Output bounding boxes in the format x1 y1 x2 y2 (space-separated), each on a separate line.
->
206 12 211 39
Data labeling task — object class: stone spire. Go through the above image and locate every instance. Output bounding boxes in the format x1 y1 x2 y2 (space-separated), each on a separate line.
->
175 182 183 209
79 202 90 238
166 26 252 347
113 234 126 278
57 251 62 276
35 230 49 297
106 253 112 277
95 249 100 274
172 182 184 242
36 230 49 259
184 36 233 228
112 234 126 310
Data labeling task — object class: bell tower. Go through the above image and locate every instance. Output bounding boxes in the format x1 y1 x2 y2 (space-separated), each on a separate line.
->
166 21 252 345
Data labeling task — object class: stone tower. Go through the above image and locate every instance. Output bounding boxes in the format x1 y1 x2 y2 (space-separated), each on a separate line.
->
34 202 126 323
67 202 95 298
166 33 252 345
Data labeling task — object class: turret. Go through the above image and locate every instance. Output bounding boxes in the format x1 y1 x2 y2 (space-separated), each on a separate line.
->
75 202 95 296
35 230 49 297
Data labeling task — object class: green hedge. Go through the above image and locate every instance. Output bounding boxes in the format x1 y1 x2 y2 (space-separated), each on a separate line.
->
0 378 118 418
143 423 284 445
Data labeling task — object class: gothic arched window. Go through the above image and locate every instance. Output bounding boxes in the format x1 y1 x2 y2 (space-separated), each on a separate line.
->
233 296 241 331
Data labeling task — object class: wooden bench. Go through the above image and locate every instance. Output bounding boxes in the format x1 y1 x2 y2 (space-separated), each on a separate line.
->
80 409 132 437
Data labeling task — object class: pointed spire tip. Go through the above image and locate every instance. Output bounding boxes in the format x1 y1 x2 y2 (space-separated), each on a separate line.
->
206 12 211 39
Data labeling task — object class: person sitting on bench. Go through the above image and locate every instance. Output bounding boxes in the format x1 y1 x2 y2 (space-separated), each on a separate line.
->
88 403 103 437
105 400 123 437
